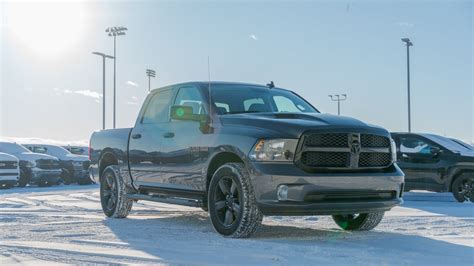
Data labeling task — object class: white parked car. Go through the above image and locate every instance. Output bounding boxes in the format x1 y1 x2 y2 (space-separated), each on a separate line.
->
0 152 20 189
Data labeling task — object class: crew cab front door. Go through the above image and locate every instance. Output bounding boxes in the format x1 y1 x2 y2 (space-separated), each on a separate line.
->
158 85 207 191
394 135 446 191
128 88 175 187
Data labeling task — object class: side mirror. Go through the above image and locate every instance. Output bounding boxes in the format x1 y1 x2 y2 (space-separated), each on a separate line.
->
170 105 207 122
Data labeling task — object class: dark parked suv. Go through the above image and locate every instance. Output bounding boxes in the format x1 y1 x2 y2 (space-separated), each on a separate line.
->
24 144 92 185
391 132 474 202
90 82 404 238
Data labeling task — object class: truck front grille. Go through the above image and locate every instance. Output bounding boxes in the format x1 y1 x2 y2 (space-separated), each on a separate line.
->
36 159 60 170
296 132 393 171
0 161 18 169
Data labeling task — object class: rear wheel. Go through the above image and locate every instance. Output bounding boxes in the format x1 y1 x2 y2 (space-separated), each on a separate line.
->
332 212 385 231
100 166 133 218
452 173 473 203
208 163 262 238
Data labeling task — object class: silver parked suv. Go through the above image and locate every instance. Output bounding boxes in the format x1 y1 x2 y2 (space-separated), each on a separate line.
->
0 152 20 189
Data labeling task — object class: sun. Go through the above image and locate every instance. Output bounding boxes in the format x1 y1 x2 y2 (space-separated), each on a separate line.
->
4 1 87 57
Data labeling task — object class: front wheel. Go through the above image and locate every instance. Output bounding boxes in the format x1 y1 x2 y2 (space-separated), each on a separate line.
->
100 166 133 218
208 163 262 238
452 173 473 203
332 212 385 231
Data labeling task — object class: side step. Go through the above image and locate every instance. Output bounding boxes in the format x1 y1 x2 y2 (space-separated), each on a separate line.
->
127 193 202 208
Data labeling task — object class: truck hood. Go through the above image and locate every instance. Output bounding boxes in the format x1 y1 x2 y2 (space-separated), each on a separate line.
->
219 112 389 138
15 152 59 162
63 154 89 162
0 152 19 162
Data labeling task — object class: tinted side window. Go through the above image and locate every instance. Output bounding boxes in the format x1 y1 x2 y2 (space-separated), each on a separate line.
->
142 89 174 124
399 136 436 154
173 86 206 115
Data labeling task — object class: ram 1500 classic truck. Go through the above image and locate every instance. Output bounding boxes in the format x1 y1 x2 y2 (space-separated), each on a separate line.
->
90 81 404 238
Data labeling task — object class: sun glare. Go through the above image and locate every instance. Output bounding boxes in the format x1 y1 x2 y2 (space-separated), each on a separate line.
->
5 2 87 57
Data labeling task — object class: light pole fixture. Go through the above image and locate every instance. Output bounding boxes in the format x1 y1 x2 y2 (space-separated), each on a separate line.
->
146 69 156 92
92 52 114 130
402 37 413 132
106 26 127 129
328 94 347 116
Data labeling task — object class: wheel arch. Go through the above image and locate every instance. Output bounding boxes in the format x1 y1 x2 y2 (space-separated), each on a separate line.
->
205 151 245 192
99 150 119 181
448 167 474 192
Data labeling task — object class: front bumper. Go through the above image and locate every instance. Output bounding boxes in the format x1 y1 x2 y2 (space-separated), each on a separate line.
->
249 162 404 216
31 168 62 182
0 169 19 182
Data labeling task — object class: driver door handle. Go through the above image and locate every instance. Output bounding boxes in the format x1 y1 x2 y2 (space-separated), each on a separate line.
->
131 133 142 139
163 132 175 138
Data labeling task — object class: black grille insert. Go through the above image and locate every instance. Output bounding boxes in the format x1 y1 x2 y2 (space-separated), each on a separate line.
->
305 133 348 147
0 161 18 169
298 132 392 170
359 152 392 167
361 134 390 148
301 152 349 167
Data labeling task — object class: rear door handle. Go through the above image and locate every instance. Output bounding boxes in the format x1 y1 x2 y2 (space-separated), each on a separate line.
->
163 132 175 138
131 133 142 139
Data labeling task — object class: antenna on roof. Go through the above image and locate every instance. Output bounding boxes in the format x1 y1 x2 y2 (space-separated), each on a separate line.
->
267 81 275 89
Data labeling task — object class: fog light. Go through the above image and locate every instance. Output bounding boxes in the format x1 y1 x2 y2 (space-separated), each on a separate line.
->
277 185 288 201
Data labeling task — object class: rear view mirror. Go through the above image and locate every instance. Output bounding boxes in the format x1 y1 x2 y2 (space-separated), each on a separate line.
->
170 105 206 122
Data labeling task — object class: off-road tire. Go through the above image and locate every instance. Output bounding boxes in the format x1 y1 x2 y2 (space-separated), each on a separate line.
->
100 166 133 218
451 173 473 203
332 212 385 231
208 163 263 238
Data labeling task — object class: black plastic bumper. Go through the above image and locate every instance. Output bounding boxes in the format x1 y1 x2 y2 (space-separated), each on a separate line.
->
258 198 403 216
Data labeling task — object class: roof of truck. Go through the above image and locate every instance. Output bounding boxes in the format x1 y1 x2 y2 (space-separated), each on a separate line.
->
151 81 289 92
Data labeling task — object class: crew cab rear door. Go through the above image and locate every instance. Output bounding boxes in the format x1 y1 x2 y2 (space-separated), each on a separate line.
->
128 88 176 187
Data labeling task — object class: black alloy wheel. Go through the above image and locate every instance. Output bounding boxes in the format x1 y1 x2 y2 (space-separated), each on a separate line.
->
101 171 118 215
214 177 242 228
452 175 473 203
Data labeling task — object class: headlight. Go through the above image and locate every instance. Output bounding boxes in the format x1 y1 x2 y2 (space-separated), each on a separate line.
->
73 161 83 166
249 139 298 161
390 139 397 162
23 161 35 168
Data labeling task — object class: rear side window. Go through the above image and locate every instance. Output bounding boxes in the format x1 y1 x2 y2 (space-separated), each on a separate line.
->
399 136 437 154
142 89 174 124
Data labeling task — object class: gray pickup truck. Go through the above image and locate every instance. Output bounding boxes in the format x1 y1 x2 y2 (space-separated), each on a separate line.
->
90 81 404 238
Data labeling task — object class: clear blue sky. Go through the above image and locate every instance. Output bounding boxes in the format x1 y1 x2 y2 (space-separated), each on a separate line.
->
1 0 472 143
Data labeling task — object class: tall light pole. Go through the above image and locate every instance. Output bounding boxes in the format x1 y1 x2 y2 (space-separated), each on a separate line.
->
146 69 156 92
92 52 114 130
106 26 127 128
402 38 413 132
328 94 347 115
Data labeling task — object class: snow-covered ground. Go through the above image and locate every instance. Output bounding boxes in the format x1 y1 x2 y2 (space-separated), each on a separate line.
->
0 185 472 265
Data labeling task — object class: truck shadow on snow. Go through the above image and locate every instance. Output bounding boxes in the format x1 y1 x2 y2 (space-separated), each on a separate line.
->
103 212 473 264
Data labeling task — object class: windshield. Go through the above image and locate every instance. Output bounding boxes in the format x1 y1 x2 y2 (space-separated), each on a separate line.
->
423 134 473 153
0 142 31 155
450 138 474 150
210 85 318 115
44 145 71 156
